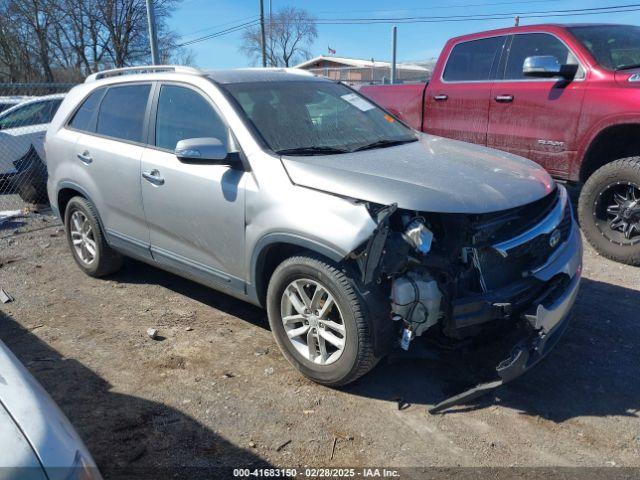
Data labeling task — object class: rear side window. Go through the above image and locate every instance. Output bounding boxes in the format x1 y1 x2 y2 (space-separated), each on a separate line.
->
155 85 227 151
0 101 53 129
69 89 104 132
443 36 505 82
96 84 151 143
504 33 579 80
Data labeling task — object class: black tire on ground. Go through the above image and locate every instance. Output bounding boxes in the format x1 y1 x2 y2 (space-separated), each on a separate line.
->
266 255 380 387
578 157 640 266
64 196 123 277
17 180 48 204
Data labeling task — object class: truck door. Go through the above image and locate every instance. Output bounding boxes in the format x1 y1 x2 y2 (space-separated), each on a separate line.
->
487 33 587 177
425 35 506 145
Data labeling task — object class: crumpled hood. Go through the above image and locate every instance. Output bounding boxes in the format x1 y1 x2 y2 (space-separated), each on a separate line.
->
281 134 555 213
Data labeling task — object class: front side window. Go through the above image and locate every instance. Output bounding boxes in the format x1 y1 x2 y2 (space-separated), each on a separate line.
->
504 33 579 80
568 25 640 71
225 80 416 155
96 84 151 143
155 85 227 151
0 101 52 129
443 36 505 82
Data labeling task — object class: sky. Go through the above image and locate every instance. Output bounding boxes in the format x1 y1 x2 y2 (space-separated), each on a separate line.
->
168 0 640 69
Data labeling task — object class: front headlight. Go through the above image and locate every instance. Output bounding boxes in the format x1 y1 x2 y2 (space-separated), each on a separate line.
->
402 219 433 254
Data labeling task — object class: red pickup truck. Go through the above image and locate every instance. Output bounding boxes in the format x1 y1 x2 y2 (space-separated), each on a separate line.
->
361 23 640 266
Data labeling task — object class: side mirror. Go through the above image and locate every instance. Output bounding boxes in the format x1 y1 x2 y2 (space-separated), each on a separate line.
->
175 137 238 165
523 55 578 81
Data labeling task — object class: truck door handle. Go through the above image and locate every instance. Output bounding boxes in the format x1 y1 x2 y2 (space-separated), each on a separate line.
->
495 94 514 103
433 94 448 101
77 151 93 164
142 169 165 186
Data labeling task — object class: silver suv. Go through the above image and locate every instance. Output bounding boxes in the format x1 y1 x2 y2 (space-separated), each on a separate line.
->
46 66 582 408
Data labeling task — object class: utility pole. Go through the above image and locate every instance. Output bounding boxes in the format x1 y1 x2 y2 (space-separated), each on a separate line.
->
146 0 160 65
390 25 397 84
260 0 267 67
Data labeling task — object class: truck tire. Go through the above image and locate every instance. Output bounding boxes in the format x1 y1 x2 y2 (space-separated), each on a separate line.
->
64 196 124 277
266 255 380 387
578 157 640 266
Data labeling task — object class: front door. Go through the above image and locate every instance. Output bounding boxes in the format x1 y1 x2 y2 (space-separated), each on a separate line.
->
487 33 587 177
424 35 506 145
140 83 247 290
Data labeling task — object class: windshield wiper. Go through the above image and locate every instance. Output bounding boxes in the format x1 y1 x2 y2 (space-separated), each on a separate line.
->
616 64 640 71
351 138 418 152
275 146 350 156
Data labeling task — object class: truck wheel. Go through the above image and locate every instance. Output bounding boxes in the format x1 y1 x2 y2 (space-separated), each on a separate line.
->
578 157 640 266
64 196 123 277
266 255 379 386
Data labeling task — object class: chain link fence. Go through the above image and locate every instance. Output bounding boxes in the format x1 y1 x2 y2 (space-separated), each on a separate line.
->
0 83 75 214
307 66 431 86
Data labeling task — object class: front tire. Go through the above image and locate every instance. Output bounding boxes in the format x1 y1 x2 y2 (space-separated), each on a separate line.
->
578 157 640 266
64 196 123 277
266 255 379 386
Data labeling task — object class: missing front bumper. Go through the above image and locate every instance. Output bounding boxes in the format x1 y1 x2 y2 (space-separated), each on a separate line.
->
429 223 582 414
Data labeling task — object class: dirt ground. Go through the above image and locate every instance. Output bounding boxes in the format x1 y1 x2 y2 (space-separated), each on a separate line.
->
1 210 639 477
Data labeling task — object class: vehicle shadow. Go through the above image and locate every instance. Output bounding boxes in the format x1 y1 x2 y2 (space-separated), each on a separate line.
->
109 258 639 423
113 258 269 332
345 277 640 422
0 310 272 480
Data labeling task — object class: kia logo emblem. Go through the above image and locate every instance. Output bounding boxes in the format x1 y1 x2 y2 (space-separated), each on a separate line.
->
549 229 561 248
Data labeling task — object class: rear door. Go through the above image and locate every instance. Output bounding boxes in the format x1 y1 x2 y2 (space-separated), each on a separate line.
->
425 35 506 145
140 83 247 288
487 32 587 176
72 83 153 259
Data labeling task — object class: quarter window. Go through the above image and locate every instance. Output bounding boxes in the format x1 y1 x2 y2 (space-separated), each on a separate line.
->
69 89 105 132
443 36 505 82
155 85 227 151
504 33 580 80
96 84 151 143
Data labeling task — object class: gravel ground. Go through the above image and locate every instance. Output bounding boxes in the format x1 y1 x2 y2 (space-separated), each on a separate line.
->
0 210 639 477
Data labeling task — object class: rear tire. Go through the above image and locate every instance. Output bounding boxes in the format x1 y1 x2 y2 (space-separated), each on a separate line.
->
64 196 123 277
578 157 640 266
266 255 379 386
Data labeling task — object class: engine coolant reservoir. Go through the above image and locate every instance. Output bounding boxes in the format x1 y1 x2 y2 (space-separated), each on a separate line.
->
391 271 442 337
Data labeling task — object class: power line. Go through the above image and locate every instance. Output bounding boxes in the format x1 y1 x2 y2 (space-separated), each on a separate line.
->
178 19 260 47
307 3 640 24
314 0 561 16
178 14 259 40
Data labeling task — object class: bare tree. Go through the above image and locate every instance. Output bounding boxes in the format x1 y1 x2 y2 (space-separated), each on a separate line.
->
0 0 191 82
241 6 317 67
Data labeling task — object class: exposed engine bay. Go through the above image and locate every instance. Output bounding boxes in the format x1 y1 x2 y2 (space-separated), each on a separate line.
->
353 185 573 356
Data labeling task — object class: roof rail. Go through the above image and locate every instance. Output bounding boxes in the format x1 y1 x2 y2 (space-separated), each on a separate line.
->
85 65 202 83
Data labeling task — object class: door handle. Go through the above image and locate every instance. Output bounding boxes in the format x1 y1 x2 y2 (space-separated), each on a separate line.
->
433 94 448 101
142 169 165 186
495 94 514 103
77 151 93 164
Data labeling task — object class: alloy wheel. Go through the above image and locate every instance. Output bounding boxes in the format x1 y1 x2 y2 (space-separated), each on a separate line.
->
280 278 346 365
70 210 97 265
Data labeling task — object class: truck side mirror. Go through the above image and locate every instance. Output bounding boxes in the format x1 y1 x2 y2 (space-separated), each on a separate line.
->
522 55 577 80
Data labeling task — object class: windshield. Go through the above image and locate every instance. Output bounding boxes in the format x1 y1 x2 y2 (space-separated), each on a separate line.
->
224 80 417 155
568 25 640 70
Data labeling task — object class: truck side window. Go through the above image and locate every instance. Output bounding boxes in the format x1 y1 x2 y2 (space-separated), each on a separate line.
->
155 85 227 151
504 33 581 80
443 36 504 82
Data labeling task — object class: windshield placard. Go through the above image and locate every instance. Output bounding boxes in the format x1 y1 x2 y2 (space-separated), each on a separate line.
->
341 93 375 112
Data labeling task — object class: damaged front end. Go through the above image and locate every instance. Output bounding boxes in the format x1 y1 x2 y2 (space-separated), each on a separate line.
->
352 185 582 412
